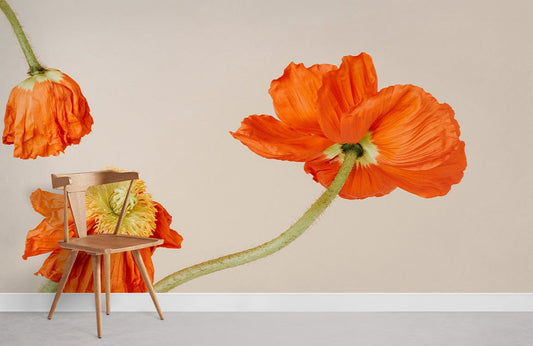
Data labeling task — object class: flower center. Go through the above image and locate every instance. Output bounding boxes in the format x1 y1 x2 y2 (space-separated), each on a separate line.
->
109 188 137 215
324 132 378 167
341 143 364 157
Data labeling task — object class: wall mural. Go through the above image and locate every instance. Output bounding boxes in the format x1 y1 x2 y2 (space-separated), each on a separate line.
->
1 0 466 293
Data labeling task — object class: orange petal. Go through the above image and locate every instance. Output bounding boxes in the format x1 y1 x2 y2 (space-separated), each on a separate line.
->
106 251 153 293
30 189 68 225
304 157 396 199
368 85 462 170
56 72 93 144
2 94 15 144
231 114 334 162
317 53 378 143
36 249 71 283
5 84 62 158
23 189 77 259
269 62 337 134
36 249 94 292
152 202 183 249
379 141 467 197
23 220 66 259
105 250 154 293
62 252 94 292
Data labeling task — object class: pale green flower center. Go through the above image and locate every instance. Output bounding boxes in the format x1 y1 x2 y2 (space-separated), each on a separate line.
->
109 188 138 215
18 69 62 91
324 132 378 167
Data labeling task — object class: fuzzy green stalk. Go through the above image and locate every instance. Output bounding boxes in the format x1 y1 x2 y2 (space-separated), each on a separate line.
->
154 147 360 292
39 280 58 293
0 0 45 75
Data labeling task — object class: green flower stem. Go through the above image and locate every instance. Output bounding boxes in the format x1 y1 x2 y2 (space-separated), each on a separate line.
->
0 0 45 75
39 279 58 293
154 148 359 292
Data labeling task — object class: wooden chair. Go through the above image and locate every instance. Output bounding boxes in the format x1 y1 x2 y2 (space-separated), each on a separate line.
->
47 170 164 338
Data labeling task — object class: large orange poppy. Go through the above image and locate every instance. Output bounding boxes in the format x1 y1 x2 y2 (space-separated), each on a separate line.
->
2 69 93 159
22 179 183 293
232 53 466 199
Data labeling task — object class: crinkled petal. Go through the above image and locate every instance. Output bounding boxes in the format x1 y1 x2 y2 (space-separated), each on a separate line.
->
368 85 462 170
22 220 73 259
36 248 71 283
379 141 467 197
231 114 334 162
29 189 69 225
100 250 153 293
152 202 183 249
2 93 15 144
57 72 93 144
23 189 76 259
304 157 396 199
269 62 337 134
62 252 95 292
317 53 378 143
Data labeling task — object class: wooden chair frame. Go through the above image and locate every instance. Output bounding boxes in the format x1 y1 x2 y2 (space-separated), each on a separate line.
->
47 170 164 338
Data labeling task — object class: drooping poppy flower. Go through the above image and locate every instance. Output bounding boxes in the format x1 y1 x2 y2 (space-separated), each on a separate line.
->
22 175 183 292
232 53 466 199
2 68 93 159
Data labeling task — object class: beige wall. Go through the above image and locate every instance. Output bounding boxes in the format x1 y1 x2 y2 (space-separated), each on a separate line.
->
1 0 531 292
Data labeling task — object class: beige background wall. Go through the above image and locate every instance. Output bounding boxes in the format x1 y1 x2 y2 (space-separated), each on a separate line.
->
0 0 531 292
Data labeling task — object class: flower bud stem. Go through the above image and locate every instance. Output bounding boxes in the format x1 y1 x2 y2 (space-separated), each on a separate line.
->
0 0 45 75
154 148 359 292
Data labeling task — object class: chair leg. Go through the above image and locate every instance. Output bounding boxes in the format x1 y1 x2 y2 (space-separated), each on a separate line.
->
48 250 78 319
132 250 164 320
103 253 111 315
92 254 102 338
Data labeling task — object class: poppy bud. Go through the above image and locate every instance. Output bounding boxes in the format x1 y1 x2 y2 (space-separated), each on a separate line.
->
2 68 93 159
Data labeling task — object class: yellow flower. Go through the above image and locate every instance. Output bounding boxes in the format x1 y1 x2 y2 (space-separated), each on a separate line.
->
86 178 156 237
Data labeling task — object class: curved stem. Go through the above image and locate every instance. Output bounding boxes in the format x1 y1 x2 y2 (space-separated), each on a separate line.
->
0 0 45 75
154 149 359 292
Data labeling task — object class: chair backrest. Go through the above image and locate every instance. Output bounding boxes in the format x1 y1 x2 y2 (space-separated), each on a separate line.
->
51 170 139 241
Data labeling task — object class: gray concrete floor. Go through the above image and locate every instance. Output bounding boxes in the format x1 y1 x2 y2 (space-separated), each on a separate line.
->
1 312 532 346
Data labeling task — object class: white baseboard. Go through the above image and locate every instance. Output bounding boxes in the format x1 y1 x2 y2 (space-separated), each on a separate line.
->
1 293 532 312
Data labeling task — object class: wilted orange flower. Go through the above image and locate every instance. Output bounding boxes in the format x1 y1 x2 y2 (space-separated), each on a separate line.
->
232 53 466 199
22 178 183 292
2 69 93 159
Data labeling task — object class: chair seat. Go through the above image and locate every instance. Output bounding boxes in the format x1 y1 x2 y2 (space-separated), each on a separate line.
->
58 234 163 254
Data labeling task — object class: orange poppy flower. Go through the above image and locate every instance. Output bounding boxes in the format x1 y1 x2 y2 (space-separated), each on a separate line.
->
2 69 93 159
22 178 183 293
232 53 466 199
